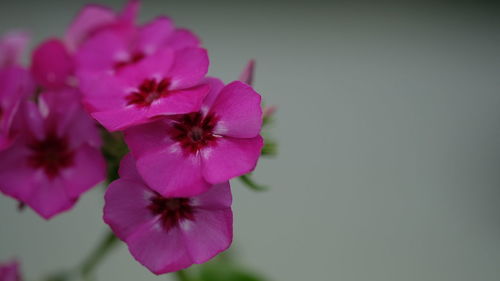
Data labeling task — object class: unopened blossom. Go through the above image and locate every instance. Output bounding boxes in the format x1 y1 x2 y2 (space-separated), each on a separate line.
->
104 154 232 274
0 260 21 281
75 13 199 74
238 59 255 85
0 91 105 219
0 67 34 151
125 80 263 197
79 47 209 131
31 39 75 90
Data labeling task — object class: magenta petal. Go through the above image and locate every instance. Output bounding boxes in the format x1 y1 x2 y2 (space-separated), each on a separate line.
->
136 17 174 55
164 29 201 50
104 178 155 240
40 90 101 148
192 182 232 210
127 220 193 274
31 39 73 89
181 208 233 264
0 67 34 150
0 32 29 67
28 174 75 219
118 48 175 86
200 77 224 110
135 143 211 197
0 143 35 200
146 84 209 117
75 30 129 73
238 59 255 85
211 81 263 138
202 136 263 184
91 107 148 132
61 145 105 198
118 153 143 182
124 120 174 158
169 48 209 90
19 101 44 140
79 72 127 112
65 4 116 50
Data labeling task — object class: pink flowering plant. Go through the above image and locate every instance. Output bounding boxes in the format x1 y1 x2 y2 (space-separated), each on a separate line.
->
0 1 276 281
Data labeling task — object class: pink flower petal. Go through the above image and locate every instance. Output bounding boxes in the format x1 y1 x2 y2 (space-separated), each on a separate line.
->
65 4 116 50
18 101 44 141
169 48 209 90
0 32 29 67
27 173 76 219
135 143 211 197
145 83 209 117
118 48 175 86
0 67 34 150
136 16 175 56
40 90 101 148
75 30 130 73
192 182 232 210
104 178 155 240
91 107 150 132
211 81 262 138
118 153 143 182
0 143 35 200
201 136 263 184
79 72 127 112
124 119 175 158
126 219 193 274
200 77 224 110
60 145 105 198
31 39 73 89
181 208 233 264
164 29 201 50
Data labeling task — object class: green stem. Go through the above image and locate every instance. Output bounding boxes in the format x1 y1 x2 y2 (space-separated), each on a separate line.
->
80 231 119 279
174 270 190 281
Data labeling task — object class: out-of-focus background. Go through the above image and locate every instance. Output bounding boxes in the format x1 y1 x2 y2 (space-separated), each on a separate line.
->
1 0 500 280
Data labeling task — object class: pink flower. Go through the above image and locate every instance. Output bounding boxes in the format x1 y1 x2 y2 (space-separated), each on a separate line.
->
0 67 34 151
0 32 29 68
0 260 21 281
75 13 199 74
104 154 232 274
0 90 105 219
124 80 263 197
79 48 209 131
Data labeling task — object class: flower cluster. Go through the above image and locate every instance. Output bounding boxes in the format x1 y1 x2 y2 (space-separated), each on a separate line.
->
0 0 271 275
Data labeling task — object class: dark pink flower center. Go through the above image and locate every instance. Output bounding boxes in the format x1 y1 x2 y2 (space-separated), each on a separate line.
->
126 78 171 107
171 112 219 154
28 133 74 179
114 51 145 70
148 195 195 231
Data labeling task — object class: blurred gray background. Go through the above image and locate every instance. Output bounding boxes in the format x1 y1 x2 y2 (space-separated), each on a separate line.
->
1 0 500 280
